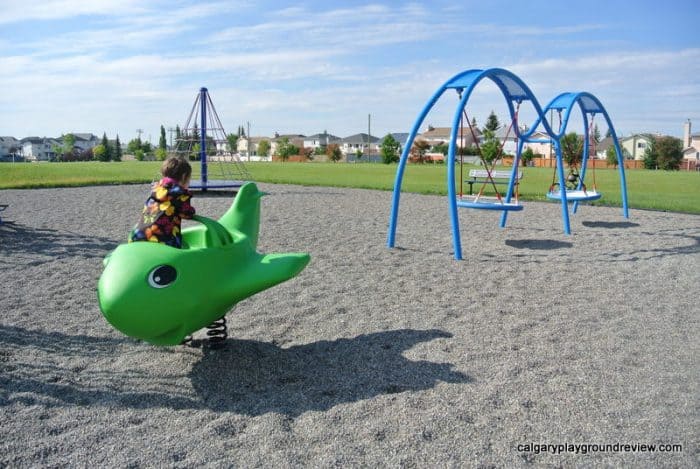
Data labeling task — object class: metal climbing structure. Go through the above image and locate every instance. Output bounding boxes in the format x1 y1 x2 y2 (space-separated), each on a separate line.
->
171 87 251 191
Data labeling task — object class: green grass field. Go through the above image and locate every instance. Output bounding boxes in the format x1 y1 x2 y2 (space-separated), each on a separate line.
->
0 161 698 213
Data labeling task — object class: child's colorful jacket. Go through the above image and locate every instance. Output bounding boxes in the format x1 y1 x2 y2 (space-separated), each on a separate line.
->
129 177 195 248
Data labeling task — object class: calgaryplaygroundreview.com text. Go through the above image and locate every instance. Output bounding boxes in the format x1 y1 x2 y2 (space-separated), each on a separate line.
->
516 441 683 456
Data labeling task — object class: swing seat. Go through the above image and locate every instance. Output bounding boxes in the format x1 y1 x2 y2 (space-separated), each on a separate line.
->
547 189 602 202
457 198 524 211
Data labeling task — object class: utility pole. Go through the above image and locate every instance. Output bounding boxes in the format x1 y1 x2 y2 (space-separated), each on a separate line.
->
247 121 251 161
367 113 371 161
168 127 175 148
136 128 143 142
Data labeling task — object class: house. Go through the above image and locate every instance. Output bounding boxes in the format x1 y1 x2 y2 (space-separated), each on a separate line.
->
72 133 99 152
416 125 481 149
524 131 553 158
303 131 341 151
21 137 60 161
595 137 614 159
0 136 22 161
619 134 653 160
340 133 380 159
682 119 700 163
236 136 275 161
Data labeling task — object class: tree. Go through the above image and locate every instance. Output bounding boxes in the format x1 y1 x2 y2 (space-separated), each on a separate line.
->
410 139 431 164
257 139 270 157
134 149 145 161
159 125 167 151
93 144 108 162
114 135 122 161
275 137 298 161
56 133 76 161
592 124 601 144
480 129 500 164
560 132 583 167
655 136 683 170
226 133 239 153
380 134 400 164
101 132 112 161
606 145 618 168
483 111 500 132
521 147 535 167
127 138 142 155
432 142 449 156
326 143 342 163
642 138 657 169
355 149 363 161
154 148 168 161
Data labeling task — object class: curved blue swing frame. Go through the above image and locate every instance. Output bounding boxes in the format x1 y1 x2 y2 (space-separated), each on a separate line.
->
387 68 629 260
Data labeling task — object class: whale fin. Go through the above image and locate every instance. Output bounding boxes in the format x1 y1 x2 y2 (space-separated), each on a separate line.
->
217 182 264 248
248 252 311 293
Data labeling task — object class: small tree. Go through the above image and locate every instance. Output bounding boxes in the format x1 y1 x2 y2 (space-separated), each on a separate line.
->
655 136 683 170
410 139 431 164
560 132 583 167
606 145 618 168
114 135 122 161
380 134 400 164
643 138 657 169
484 111 500 133
134 149 145 161
521 147 535 166
326 143 342 163
257 139 270 157
159 125 167 151
154 148 168 161
93 144 109 162
275 137 298 161
355 149 363 161
127 138 142 155
302 147 314 161
433 142 449 156
480 129 500 164
227 133 239 153
101 132 112 161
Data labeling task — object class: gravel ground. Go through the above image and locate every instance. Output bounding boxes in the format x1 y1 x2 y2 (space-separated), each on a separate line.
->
0 183 698 468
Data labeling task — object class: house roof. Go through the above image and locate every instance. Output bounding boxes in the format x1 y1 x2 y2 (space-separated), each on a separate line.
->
21 136 59 144
596 137 613 151
390 133 409 145
71 133 98 141
342 133 380 144
305 132 341 141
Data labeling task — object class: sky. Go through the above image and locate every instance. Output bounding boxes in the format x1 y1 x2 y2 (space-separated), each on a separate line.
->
1 0 699 144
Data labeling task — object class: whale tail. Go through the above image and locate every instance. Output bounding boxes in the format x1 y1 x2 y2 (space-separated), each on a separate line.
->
217 182 265 247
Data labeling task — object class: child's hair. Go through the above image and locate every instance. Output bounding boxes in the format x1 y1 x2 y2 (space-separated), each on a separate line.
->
161 157 192 183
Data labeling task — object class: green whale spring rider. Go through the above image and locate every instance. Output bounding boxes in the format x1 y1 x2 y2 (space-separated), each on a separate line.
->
97 182 310 346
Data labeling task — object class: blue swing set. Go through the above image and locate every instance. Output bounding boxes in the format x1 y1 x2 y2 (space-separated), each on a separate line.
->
387 68 629 260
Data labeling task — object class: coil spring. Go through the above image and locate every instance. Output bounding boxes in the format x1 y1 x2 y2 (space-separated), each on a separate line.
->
206 316 228 347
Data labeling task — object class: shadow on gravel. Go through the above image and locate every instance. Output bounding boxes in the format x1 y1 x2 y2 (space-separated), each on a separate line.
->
0 325 470 416
0 222 115 262
505 239 573 250
190 329 471 416
582 221 640 229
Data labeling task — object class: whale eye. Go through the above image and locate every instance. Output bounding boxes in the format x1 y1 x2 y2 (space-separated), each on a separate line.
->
148 265 177 288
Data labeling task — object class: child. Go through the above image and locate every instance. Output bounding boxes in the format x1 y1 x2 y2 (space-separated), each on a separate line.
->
129 157 195 248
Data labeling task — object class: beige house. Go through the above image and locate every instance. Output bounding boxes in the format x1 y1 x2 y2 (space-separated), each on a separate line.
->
682 119 700 162
619 134 653 160
417 125 481 149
